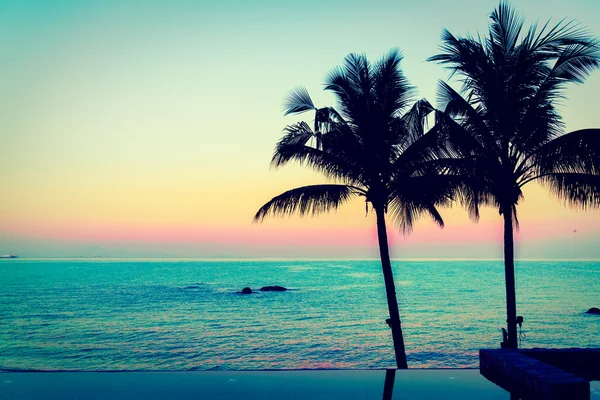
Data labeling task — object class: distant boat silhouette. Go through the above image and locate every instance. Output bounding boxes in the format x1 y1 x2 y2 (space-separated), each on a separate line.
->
0 254 18 259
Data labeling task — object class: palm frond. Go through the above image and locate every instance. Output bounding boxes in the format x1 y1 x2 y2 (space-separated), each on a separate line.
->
283 86 316 116
279 121 316 147
538 173 600 209
425 204 445 228
324 53 375 124
534 129 600 177
271 142 363 183
524 16 597 55
386 200 418 234
388 172 471 234
416 158 496 223
428 30 492 98
551 42 600 84
388 198 445 235
343 53 372 99
373 48 416 116
512 205 520 231
436 81 491 145
488 1 524 55
393 109 483 174
253 184 362 222
512 79 563 156
324 66 360 120
511 28 600 157
397 99 435 152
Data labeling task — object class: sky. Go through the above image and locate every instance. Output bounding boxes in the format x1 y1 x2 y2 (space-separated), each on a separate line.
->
1 0 599 259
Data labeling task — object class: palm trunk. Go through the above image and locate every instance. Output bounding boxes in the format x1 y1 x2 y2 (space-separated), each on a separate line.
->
503 207 518 349
375 206 408 369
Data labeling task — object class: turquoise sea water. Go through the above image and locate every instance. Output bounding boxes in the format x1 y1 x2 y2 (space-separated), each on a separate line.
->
0 259 598 371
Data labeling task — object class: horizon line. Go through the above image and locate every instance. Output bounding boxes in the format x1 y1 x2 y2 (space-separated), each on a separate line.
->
3 257 599 262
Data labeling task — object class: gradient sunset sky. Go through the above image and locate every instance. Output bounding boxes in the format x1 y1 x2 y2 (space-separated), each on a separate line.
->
1 0 599 258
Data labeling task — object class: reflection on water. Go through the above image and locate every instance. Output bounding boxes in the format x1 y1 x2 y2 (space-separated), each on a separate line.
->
383 369 395 400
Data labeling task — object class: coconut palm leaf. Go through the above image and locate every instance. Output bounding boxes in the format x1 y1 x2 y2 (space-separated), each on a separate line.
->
392 112 478 174
488 1 524 54
373 48 415 117
539 173 600 209
388 172 477 233
523 17 597 56
324 57 371 125
283 86 316 116
533 129 600 177
513 41 600 155
396 99 435 153
278 121 316 147
271 143 363 184
436 81 489 143
388 199 443 234
253 184 362 221
550 42 600 84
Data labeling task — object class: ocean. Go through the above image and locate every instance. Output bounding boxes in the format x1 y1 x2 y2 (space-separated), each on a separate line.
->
0 259 598 371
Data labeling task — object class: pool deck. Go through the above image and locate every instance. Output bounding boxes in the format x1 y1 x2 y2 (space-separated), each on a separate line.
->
0 369 508 400
480 348 600 400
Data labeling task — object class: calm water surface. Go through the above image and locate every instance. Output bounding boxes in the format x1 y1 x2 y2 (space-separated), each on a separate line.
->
0 259 598 371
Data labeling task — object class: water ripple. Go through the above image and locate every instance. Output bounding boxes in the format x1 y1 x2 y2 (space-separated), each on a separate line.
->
0 259 598 371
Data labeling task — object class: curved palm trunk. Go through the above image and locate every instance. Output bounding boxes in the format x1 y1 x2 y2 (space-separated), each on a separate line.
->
375 207 408 369
503 208 518 349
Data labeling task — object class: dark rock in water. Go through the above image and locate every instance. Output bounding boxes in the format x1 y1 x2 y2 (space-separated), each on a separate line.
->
586 307 600 315
241 287 252 294
260 286 287 292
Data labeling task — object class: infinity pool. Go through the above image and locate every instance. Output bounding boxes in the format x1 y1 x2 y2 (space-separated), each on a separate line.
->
0 369 510 400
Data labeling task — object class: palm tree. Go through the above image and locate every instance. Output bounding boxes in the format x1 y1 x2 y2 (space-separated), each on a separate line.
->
254 50 461 368
428 1 600 348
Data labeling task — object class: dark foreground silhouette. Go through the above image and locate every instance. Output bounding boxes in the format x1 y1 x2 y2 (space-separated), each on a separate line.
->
428 1 600 349
252 49 463 369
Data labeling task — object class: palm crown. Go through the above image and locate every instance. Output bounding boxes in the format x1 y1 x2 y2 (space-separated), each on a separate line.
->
255 49 458 232
429 2 600 219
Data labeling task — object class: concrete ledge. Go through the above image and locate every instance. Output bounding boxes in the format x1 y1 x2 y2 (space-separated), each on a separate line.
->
480 349 590 399
521 348 600 381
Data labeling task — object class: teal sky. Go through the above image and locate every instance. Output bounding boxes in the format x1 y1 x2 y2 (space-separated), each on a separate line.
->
1 0 599 258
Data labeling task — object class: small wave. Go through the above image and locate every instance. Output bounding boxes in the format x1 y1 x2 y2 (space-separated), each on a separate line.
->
182 283 206 290
287 267 316 272
295 315 324 321
346 272 375 279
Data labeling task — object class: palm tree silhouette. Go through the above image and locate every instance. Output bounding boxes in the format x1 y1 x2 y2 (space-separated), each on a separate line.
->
254 50 462 368
429 1 600 348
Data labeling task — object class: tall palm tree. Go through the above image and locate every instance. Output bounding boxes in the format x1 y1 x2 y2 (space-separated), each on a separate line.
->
428 1 600 348
254 50 461 368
